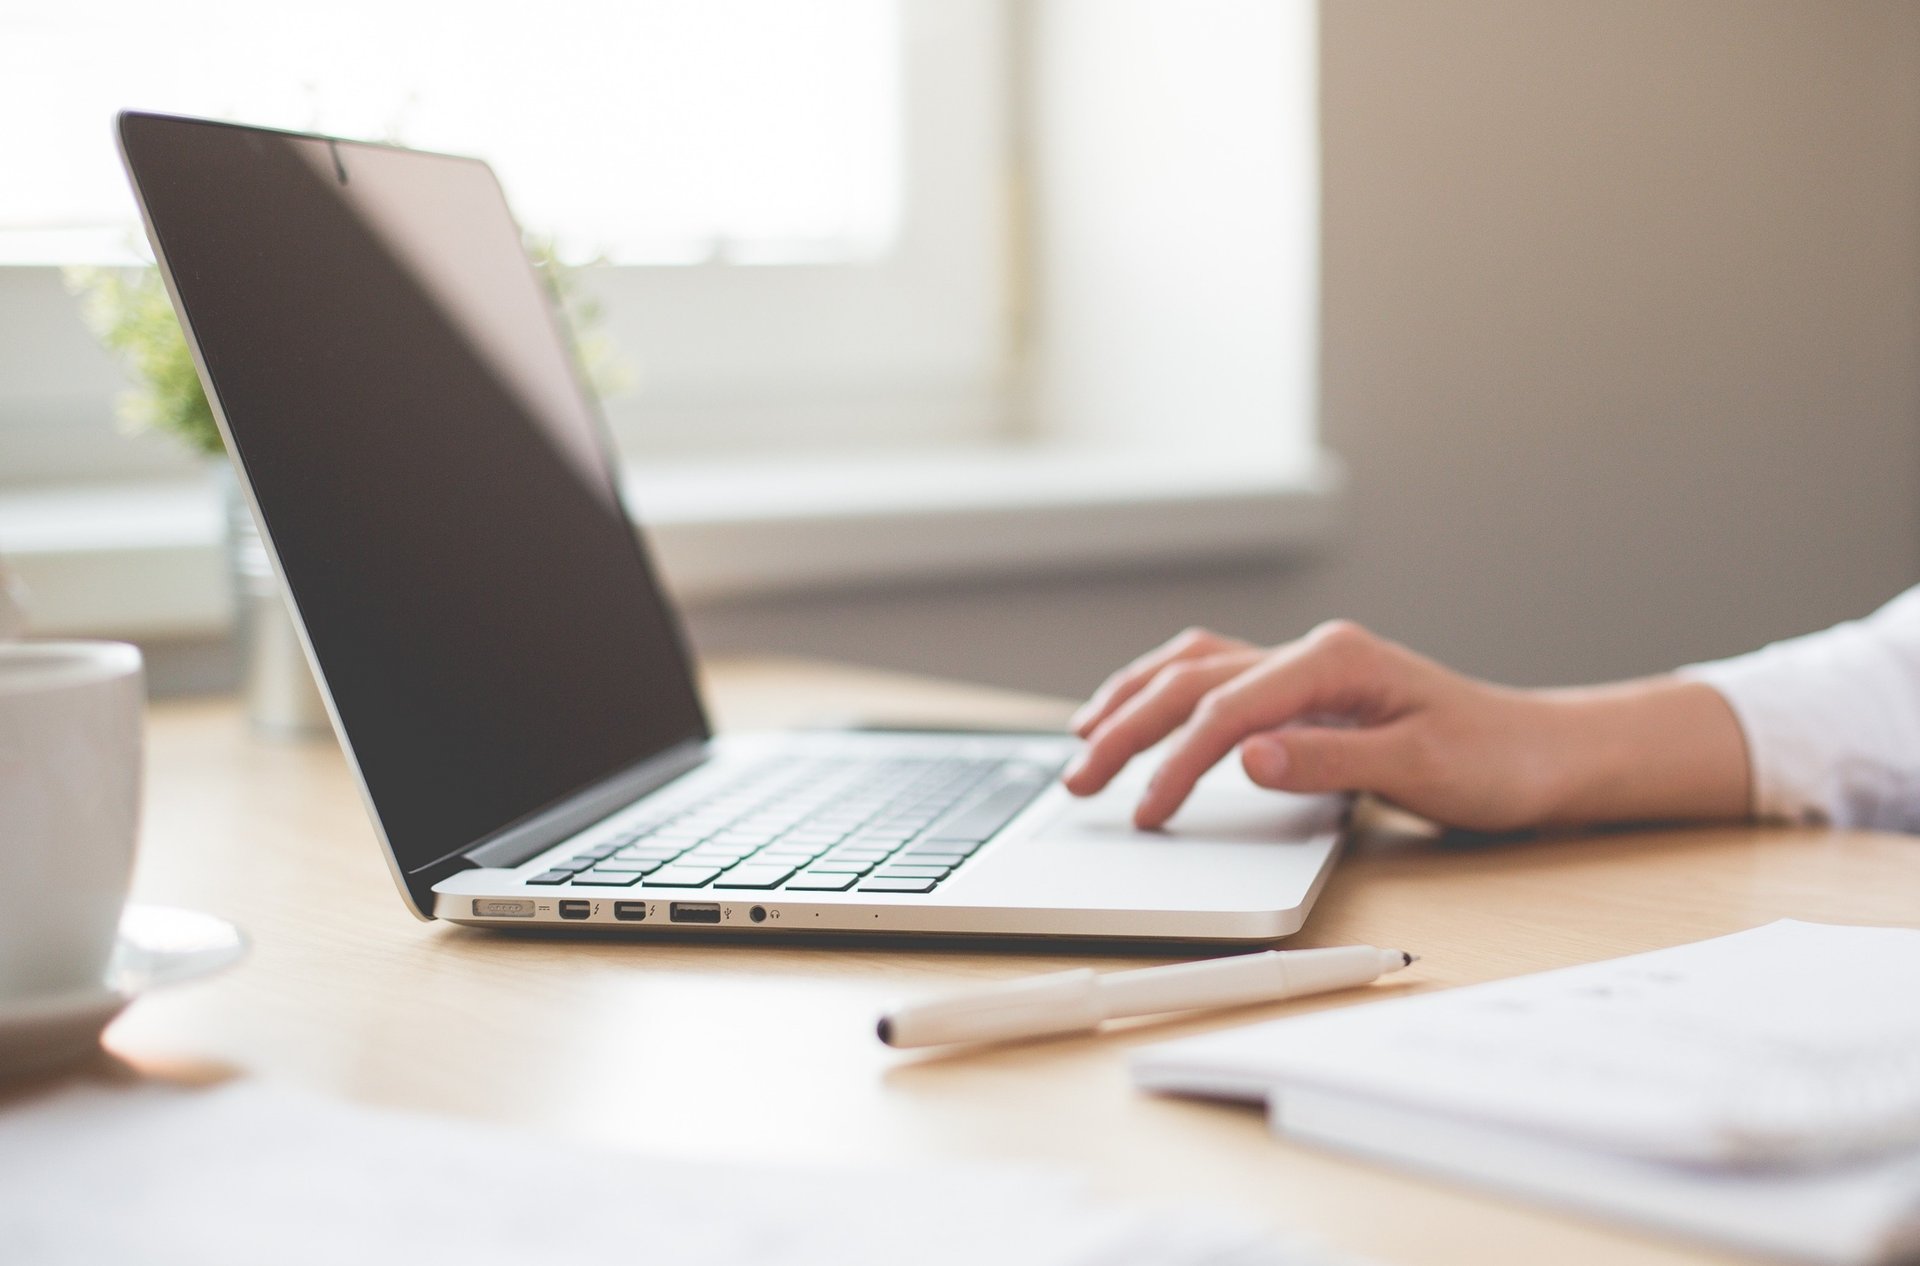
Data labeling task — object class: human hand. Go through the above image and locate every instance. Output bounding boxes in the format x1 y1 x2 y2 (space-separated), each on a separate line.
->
1062 621 1747 832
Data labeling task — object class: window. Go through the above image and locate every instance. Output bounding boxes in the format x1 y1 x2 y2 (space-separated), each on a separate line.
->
2 0 902 267
0 1 1011 482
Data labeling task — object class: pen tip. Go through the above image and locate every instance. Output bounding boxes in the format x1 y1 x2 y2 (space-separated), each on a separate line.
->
1402 952 1417 966
876 1016 896 1047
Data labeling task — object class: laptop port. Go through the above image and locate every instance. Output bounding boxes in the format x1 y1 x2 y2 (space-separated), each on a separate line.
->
557 900 591 921
613 902 648 922
670 902 721 925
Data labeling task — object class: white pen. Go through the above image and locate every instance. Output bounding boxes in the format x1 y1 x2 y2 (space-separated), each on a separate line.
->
877 944 1417 1049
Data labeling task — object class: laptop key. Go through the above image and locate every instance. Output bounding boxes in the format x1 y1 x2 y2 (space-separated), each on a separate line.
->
857 877 940 894
592 858 666 874
848 828 914 842
642 865 724 888
676 860 746 878
713 865 798 890
875 864 950 879
779 832 847 848
712 830 779 848
525 870 577 885
760 843 824 861
685 842 759 859
897 851 968 867
617 846 687 862
785 871 859 891
807 858 876 874
574 870 643 886
903 838 980 854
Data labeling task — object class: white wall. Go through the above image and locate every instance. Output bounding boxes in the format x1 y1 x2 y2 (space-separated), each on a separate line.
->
688 0 1920 696
1027 0 1316 460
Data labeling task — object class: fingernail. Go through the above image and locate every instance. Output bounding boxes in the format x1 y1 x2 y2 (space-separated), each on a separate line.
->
1135 777 1165 825
1244 735 1288 780
1063 754 1089 785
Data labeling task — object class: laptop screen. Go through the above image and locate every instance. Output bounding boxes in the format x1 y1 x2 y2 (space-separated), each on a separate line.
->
119 113 709 885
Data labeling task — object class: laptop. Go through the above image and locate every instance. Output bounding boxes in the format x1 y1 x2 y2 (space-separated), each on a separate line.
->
116 111 1346 942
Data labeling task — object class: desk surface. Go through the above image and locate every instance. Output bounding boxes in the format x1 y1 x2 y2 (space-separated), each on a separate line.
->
107 658 1920 1266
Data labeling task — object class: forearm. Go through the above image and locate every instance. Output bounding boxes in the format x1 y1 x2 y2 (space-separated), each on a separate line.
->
1532 678 1751 826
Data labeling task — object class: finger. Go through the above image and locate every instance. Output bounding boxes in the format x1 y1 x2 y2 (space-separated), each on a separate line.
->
1069 628 1248 737
1071 633 1229 736
1132 629 1380 828
1063 653 1258 796
1240 725 1413 795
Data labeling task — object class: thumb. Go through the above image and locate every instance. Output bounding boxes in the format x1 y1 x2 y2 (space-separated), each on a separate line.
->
1241 725 1409 795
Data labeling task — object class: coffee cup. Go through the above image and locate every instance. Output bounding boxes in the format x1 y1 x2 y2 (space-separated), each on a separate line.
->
0 641 144 1001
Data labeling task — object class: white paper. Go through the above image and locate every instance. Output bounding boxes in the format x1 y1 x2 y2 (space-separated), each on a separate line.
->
1137 920 1920 1167
1274 1085 1920 1266
1133 920 1920 1265
0 1080 1350 1266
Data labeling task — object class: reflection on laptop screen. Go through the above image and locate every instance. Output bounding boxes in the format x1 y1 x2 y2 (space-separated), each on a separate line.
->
119 114 708 879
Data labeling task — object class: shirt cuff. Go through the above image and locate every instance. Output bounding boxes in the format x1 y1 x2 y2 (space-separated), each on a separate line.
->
1675 586 1920 831
1675 657 1832 825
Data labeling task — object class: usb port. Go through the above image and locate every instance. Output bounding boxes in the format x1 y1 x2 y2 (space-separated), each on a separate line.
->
557 900 591 921
613 902 648 922
669 902 721 925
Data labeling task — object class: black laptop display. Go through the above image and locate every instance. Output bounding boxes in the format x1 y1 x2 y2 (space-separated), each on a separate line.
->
118 113 708 900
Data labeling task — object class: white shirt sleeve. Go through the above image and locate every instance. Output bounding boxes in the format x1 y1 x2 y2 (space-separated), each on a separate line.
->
1677 585 1920 830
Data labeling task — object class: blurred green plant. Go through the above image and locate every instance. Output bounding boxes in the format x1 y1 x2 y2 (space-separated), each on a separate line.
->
525 234 636 403
65 262 222 456
65 237 631 460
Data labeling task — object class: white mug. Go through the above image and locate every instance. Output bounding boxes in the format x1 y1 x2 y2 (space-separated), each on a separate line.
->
0 641 145 1000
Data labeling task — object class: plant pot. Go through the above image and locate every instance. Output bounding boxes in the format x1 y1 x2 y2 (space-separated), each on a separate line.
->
0 554 26 641
217 466 331 740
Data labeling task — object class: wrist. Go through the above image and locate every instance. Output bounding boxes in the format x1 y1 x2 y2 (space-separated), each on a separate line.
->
1531 678 1751 826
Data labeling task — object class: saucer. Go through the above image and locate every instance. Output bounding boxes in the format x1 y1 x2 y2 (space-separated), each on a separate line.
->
0 904 247 1081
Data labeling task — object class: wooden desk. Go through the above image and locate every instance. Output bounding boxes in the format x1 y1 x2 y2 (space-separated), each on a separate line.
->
108 658 1920 1266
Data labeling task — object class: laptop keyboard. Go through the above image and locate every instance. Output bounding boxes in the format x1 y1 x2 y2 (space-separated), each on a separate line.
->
523 754 1060 895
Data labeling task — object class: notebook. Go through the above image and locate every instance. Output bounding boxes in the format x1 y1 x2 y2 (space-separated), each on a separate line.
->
1133 920 1920 1265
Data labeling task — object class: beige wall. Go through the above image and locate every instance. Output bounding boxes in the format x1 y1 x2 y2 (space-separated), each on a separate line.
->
687 0 1920 698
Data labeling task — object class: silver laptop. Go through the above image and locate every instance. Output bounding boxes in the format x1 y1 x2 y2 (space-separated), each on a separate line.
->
117 111 1345 943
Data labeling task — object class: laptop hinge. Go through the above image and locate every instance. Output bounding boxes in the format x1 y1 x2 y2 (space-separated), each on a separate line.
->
418 852 480 892
452 739 712 875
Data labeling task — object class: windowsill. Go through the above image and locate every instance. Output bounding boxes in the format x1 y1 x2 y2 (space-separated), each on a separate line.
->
0 444 1343 638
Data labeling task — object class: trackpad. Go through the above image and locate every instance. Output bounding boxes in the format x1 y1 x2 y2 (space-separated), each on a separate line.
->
1063 754 1344 841
945 756 1347 913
